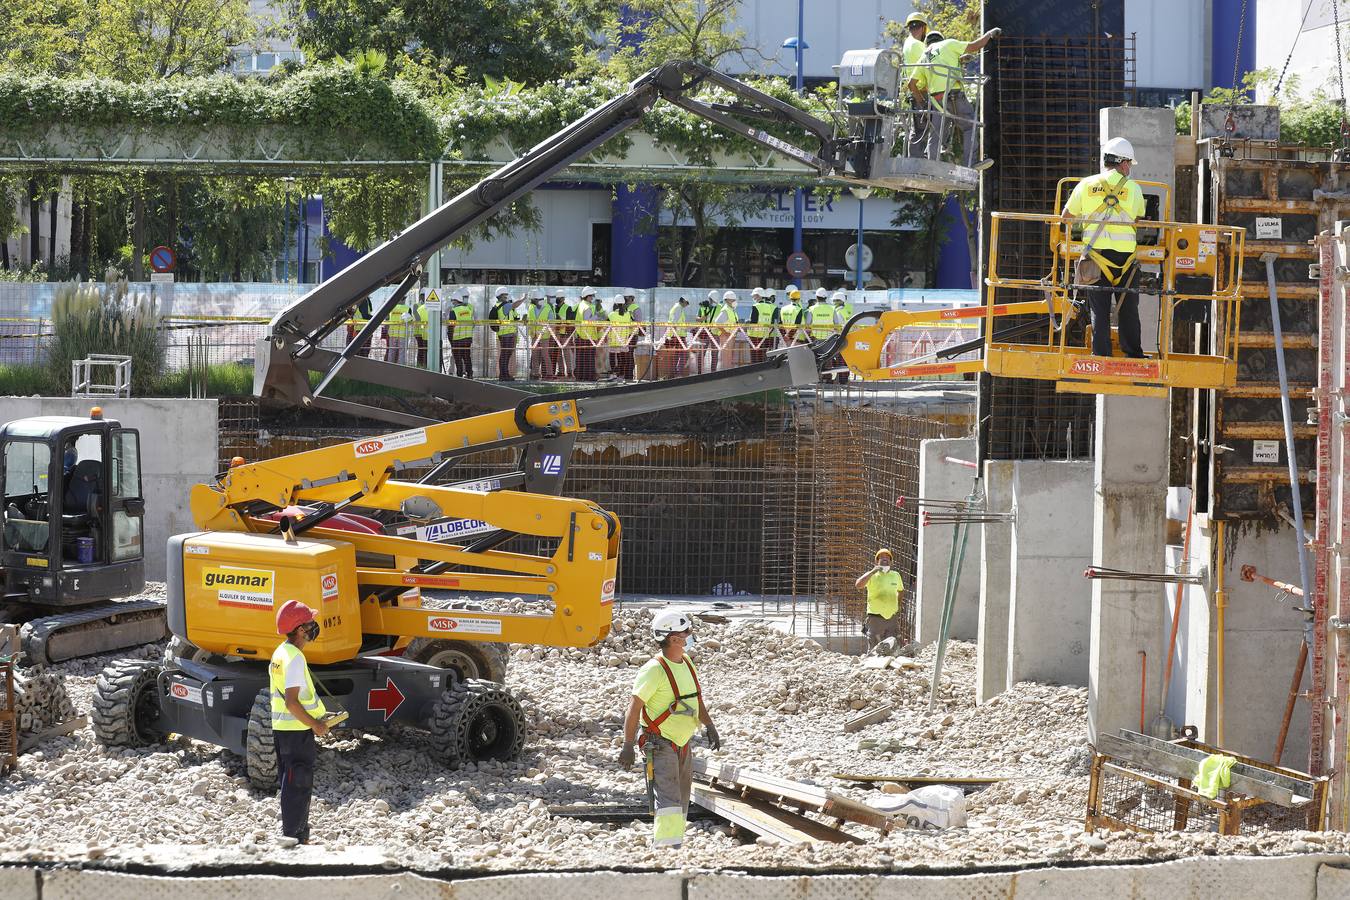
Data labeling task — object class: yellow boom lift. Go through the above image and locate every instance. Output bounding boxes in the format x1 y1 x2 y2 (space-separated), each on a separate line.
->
837 179 1246 398
90 53 972 788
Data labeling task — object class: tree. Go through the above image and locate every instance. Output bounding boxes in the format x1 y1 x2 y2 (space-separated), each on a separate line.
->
0 0 259 79
659 182 769 286
291 0 602 85
598 0 764 81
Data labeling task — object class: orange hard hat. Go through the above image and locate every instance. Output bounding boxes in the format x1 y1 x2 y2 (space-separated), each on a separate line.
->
276 599 317 635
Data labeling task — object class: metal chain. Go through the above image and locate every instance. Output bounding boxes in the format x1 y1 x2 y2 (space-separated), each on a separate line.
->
1274 0 1317 97
1231 0 1249 98
1334 0 1349 155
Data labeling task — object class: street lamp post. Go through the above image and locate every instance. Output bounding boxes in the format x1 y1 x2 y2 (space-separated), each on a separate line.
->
782 1 807 257
849 186 872 290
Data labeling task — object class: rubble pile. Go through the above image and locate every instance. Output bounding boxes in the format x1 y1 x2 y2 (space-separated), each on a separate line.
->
0 601 1343 871
13 668 79 738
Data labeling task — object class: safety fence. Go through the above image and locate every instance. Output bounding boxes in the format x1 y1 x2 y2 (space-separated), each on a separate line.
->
220 392 973 624
0 280 978 377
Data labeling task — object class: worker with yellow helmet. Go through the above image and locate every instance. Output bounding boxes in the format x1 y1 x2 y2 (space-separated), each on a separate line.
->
901 12 931 157
855 548 904 649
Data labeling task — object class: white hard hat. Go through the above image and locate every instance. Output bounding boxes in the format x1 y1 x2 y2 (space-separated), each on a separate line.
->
707 290 718 302
815 287 828 299
623 287 636 298
652 609 694 642
495 286 510 298
758 287 770 298
750 287 762 298
785 283 799 293
530 288 545 301
1103 136 1136 162
832 291 847 302
722 290 738 302
581 286 596 298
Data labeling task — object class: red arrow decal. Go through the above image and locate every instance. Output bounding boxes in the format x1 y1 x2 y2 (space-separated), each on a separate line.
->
367 677 406 721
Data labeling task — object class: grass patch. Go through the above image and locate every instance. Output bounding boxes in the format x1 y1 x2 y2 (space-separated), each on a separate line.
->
0 363 50 396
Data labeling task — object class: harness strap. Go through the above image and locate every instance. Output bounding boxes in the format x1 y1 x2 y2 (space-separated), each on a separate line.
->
640 656 701 743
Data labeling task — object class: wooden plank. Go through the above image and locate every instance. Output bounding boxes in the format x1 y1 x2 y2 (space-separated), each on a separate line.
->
1115 730 1317 796
833 773 1004 788
843 704 894 734
695 757 892 831
691 784 863 845
1098 733 1305 807
18 715 86 753
547 803 717 823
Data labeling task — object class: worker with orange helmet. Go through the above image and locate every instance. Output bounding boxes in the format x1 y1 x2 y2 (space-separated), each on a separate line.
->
269 599 330 844
855 549 904 649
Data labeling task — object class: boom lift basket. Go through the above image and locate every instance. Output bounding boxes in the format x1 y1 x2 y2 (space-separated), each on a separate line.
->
838 179 1246 398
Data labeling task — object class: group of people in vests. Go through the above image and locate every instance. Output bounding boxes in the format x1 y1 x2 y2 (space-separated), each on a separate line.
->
483 286 645 382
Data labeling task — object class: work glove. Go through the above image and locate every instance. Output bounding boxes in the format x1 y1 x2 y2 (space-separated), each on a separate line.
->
618 742 636 769
705 721 721 751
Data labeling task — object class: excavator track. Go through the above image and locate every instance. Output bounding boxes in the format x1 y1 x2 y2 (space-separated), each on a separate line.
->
21 598 168 665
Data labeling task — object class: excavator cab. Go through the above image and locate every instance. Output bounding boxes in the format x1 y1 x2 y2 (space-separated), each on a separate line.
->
0 411 145 606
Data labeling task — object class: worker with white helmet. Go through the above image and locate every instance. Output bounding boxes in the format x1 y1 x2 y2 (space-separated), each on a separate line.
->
488 287 520 381
1060 136 1146 359
746 287 779 364
574 286 601 381
447 291 475 379
710 290 740 371
619 609 721 849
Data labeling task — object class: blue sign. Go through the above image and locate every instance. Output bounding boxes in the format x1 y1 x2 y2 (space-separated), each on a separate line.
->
149 245 176 273
542 454 563 476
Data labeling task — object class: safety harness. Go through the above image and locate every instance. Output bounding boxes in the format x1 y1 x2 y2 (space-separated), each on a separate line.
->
639 656 702 752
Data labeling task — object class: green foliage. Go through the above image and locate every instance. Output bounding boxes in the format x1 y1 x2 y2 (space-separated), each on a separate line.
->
152 362 254 397
0 363 48 396
1173 67 1346 148
292 0 603 85
882 0 979 45
0 0 259 79
320 173 425 252
45 279 163 396
0 64 441 160
601 0 754 81
0 262 44 283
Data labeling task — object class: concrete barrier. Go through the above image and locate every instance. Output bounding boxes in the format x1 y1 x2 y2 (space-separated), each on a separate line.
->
9 854 1350 900
0 398 217 579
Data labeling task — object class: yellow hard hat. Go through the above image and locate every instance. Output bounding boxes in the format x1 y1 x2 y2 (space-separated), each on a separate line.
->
875 548 893 561
904 12 929 27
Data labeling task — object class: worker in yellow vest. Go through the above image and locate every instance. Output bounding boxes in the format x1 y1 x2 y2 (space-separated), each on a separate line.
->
525 289 552 380
901 12 931 156
910 27 1000 168
807 290 837 341
489 287 521 381
832 291 855 383
574 286 601 381
270 600 331 844
619 610 721 849
413 298 430 368
710 290 740 371
665 296 693 377
779 287 803 344
746 287 779 364
608 292 641 381
854 549 904 649
385 300 414 365
1061 136 1147 359
447 292 476 378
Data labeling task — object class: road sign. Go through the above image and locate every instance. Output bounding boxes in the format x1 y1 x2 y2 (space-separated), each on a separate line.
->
149 245 176 273
844 243 873 272
786 251 812 278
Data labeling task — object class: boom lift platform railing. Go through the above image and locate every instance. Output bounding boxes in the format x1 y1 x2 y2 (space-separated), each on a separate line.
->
835 179 1247 398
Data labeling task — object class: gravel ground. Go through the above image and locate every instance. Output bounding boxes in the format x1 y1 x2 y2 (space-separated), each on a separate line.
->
0 598 1342 871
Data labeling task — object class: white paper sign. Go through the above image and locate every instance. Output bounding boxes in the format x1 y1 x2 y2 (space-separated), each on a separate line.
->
1252 440 1280 464
1255 217 1283 240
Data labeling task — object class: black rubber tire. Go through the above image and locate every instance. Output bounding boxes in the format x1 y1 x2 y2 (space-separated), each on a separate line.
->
427 678 526 768
162 635 228 667
91 659 164 748
244 687 278 791
403 639 509 684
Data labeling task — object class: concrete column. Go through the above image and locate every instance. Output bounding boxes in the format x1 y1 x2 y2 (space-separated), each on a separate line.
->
915 438 981 645
1007 460 1094 688
1088 395 1169 743
977 459 1014 703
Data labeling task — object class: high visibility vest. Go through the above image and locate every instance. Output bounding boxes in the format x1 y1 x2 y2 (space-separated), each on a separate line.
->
916 38 966 97
608 309 636 347
711 303 738 341
1065 171 1145 254
668 303 691 341
526 303 552 339
450 304 474 340
866 570 904 619
387 303 411 339
902 35 926 86
808 302 836 339
747 301 776 339
577 302 602 342
414 303 429 339
836 302 855 324
780 303 802 327
489 302 518 334
269 641 326 731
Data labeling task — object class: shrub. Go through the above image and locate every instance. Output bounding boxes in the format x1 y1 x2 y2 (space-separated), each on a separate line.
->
45 278 163 397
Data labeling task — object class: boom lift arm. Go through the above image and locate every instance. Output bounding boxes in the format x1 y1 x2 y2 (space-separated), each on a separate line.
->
257 60 899 426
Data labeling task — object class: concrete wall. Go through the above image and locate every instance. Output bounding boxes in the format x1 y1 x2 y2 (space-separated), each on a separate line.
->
976 460 1014 703
915 438 981 645
0 398 218 580
1007 461 1094 687
8 854 1350 899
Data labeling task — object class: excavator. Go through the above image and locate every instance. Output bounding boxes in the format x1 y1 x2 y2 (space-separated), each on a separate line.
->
89 50 986 788
0 409 165 663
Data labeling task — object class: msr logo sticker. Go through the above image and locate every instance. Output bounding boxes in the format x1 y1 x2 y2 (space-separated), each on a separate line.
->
320 571 339 600
354 428 427 458
1069 358 1104 375
427 615 503 635
601 578 616 604
170 682 203 705
202 566 274 608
